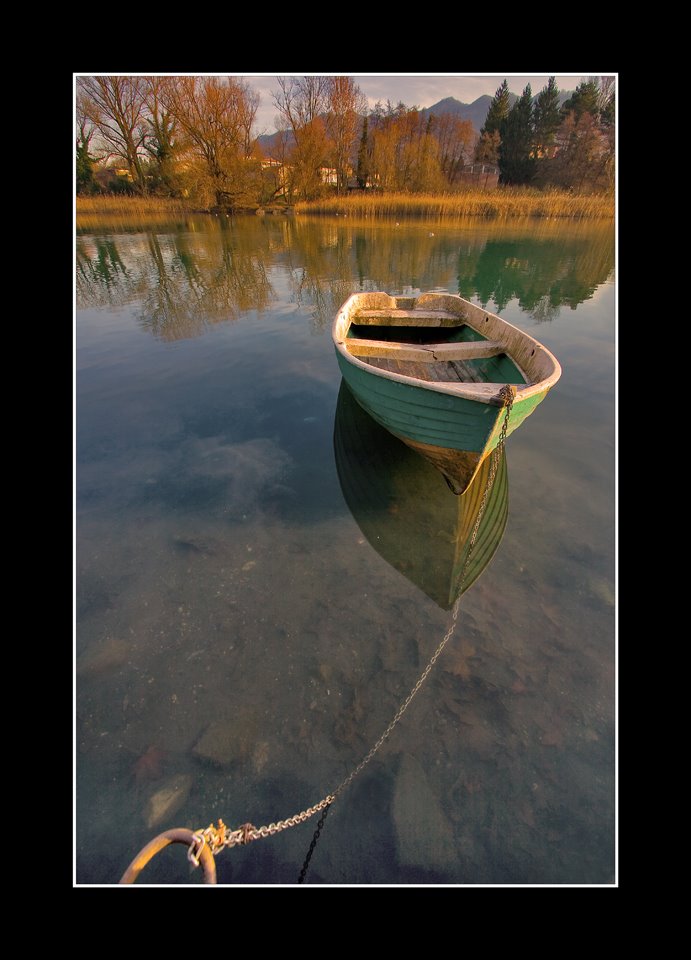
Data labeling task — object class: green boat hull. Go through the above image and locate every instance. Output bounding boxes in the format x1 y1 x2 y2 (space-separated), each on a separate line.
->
336 352 547 492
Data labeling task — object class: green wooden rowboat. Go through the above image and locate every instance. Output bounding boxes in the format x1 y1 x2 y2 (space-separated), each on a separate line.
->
332 291 561 494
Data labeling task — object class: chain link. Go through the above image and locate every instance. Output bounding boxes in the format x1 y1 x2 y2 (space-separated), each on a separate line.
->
183 386 516 872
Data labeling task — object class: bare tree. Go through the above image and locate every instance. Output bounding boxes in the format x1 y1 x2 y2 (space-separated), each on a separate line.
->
273 76 329 137
162 76 260 207
326 77 367 193
238 85 260 156
431 114 476 186
77 76 150 192
272 76 331 201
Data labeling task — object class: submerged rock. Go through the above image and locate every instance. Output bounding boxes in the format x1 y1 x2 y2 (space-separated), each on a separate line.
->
131 745 166 785
192 720 250 767
145 773 193 829
392 753 457 871
588 577 615 607
77 636 129 677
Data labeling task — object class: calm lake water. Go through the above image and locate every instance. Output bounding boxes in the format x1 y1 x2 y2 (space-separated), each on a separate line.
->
75 214 615 886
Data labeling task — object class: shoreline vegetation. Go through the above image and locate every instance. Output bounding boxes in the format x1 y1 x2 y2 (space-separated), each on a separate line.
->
295 189 613 220
76 188 613 230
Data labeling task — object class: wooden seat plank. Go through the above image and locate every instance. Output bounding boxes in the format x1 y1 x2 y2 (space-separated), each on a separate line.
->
346 337 505 362
353 309 462 326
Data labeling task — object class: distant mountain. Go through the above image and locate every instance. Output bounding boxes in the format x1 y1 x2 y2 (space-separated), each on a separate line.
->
419 94 516 133
420 90 573 134
257 130 291 158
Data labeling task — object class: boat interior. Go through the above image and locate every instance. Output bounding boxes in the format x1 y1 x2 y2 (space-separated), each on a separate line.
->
345 308 528 385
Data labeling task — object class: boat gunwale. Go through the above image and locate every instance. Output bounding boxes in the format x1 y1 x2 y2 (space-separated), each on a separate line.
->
333 292 562 404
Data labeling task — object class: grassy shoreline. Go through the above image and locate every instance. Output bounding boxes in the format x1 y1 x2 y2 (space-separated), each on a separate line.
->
76 187 614 228
76 196 196 229
296 189 614 220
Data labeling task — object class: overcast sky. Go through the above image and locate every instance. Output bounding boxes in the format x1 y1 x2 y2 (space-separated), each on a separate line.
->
244 74 603 136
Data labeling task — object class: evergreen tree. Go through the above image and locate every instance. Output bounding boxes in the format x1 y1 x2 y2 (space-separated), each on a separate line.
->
144 110 178 195
533 77 561 158
498 85 536 185
76 124 96 194
474 79 510 166
598 77 616 128
482 79 510 136
561 79 600 121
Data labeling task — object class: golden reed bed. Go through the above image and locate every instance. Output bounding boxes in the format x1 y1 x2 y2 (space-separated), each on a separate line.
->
76 196 195 229
297 189 613 220
77 188 614 229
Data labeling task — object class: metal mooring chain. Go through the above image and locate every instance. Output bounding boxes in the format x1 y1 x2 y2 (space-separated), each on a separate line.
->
119 385 515 884
297 802 332 883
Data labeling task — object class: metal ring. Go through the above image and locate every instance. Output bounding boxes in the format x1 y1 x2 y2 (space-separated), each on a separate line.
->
119 828 217 884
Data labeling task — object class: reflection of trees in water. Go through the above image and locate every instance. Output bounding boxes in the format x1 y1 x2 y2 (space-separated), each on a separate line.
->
76 216 614 335
530 297 561 324
282 221 359 332
76 219 277 341
281 219 469 331
457 228 614 321
280 220 614 328
76 238 134 307
290 266 355 334
138 227 276 341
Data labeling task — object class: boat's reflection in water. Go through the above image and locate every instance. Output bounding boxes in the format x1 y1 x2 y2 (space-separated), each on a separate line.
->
333 380 509 610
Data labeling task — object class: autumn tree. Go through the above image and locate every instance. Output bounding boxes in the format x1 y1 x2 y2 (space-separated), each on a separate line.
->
273 76 330 200
366 99 482 192
428 113 475 186
287 117 330 200
369 109 399 190
549 111 613 191
474 130 500 167
77 76 150 192
400 113 443 191
369 106 413 191
546 76 615 191
368 106 446 192
162 76 260 207
326 76 367 193
411 114 447 191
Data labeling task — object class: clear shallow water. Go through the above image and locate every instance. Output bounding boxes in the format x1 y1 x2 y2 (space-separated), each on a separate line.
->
75 215 615 885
